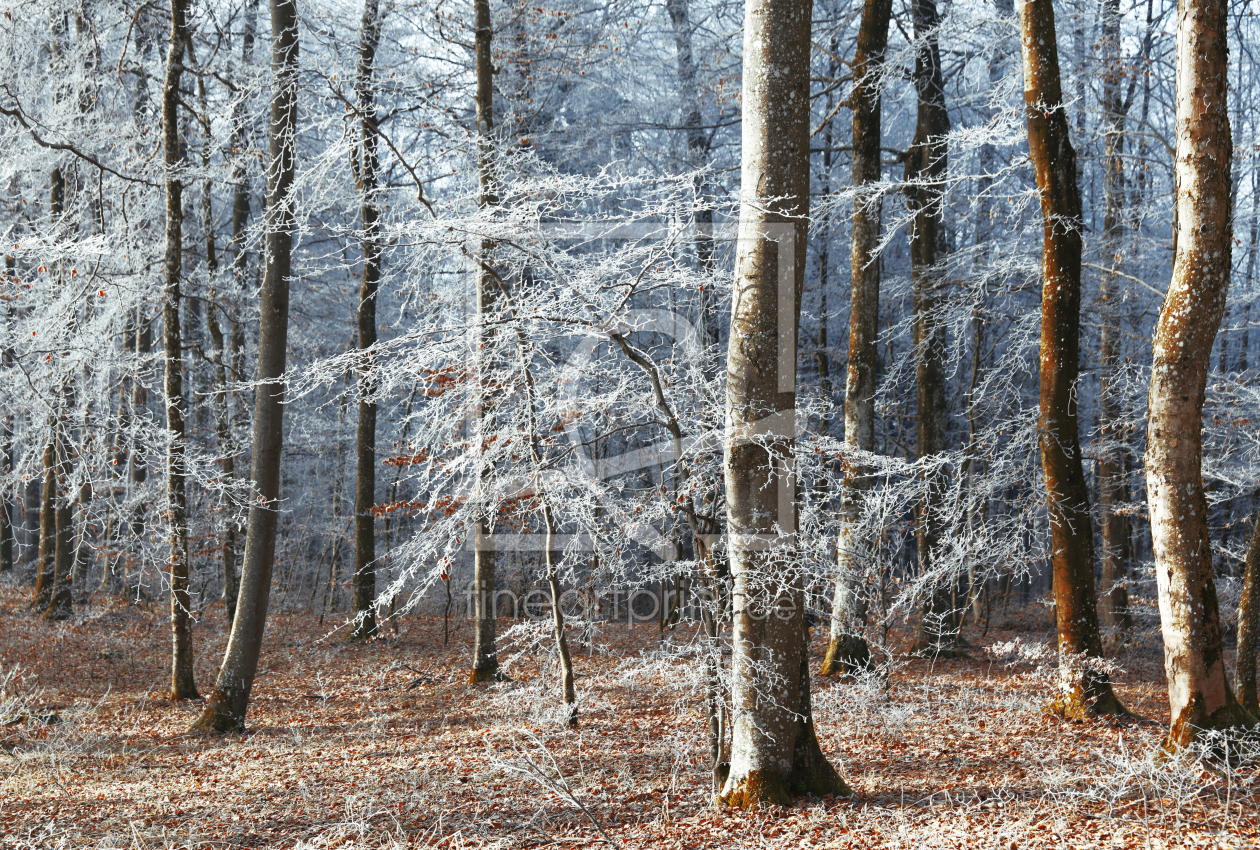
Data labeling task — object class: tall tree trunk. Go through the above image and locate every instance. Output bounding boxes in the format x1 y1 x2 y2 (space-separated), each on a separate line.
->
1146 0 1254 748
43 423 73 619
71 478 91 599
43 406 73 621
197 40 236 625
191 0 299 733
1097 0 1132 635
1237 506 1260 712
33 441 55 609
350 0 384 641
718 0 850 809
162 0 198 700
206 272 240 623
905 0 958 656
0 418 10 577
1020 0 1126 718
542 505 576 723
469 0 502 682
666 0 727 783
32 165 65 611
963 0 1013 631
821 0 892 677
2 260 14 577
210 0 258 627
41 154 73 621
665 0 716 298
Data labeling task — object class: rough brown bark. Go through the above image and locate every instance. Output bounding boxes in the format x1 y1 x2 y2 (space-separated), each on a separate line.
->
191 0 299 733
350 0 384 641
821 0 891 677
1237 506 1260 712
161 0 198 700
1097 0 1132 636
1146 0 1255 748
469 0 501 683
905 0 960 656
1019 0 1125 718
718 0 850 808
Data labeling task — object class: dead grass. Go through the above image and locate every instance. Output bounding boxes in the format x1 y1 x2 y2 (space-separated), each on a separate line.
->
0 585 1256 849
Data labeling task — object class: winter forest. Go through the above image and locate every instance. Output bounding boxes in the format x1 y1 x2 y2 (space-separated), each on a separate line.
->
1 0 1260 844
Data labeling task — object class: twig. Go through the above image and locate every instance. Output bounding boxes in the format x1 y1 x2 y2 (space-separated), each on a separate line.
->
496 730 619 848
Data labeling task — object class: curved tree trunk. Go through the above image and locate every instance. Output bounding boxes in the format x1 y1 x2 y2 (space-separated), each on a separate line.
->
162 0 198 700
1147 0 1254 748
905 0 959 657
718 0 850 809
821 0 891 677
191 0 299 733
350 0 384 641
469 0 502 683
1019 0 1125 718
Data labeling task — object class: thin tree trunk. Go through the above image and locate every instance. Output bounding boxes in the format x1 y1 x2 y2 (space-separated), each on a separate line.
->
1020 0 1126 718
1240 162 1258 375
719 0 850 808
322 375 350 622
206 297 240 623
32 166 65 610
72 479 91 599
469 0 502 682
161 0 198 700
1146 0 1254 747
1098 0 1132 635
0 420 10 576
667 0 727 785
906 0 958 656
1 261 14 577
130 313 152 578
210 0 257 627
33 441 55 609
665 0 716 298
350 0 384 641
191 0 299 733
43 390 74 621
542 505 576 723
964 307 985 625
821 0 891 677
197 42 238 626
966 0 1010 619
1237 505 1260 712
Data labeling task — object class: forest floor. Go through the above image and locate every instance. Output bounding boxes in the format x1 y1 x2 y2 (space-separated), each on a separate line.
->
0 583 1257 849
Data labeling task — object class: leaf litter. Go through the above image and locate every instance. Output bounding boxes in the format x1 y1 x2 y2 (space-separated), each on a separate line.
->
0 587 1255 849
